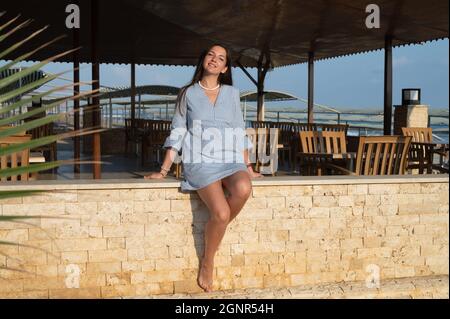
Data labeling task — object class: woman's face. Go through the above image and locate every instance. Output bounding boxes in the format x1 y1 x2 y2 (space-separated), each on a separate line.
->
202 45 228 76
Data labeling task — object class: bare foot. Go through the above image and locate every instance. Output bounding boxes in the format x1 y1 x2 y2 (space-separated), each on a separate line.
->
197 258 214 292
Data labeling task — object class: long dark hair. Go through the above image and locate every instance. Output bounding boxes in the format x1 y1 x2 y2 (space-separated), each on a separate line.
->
175 44 233 115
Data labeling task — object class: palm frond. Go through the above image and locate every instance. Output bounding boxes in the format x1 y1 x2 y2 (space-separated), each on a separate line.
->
0 88 96 126
0 79 94 116
0 13 21 33
0 159 105 179
0 52 79 95
0 25 49 60
0 18 34 44
0 34 67 74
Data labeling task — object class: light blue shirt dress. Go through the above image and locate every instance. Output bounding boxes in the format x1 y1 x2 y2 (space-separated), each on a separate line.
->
163 83 253 191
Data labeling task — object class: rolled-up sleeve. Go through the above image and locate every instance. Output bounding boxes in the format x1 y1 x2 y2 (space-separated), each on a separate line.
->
163 107 188 152
233 88 253 151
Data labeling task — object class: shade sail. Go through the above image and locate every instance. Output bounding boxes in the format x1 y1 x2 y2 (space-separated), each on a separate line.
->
0 67 46 102
1 0 448 68
240 90 298 102
98 85 180 99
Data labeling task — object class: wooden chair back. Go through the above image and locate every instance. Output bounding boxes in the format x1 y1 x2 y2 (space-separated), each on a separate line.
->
320 123 349 135
0 134 32 181
401 127 433 143
299 130 323 153
293 123 348 134
147 120 171 145
246 127 279 175
322 130 347 154
250 121 272 129
299 130 347 154
354 135 412 175
0 125 27 135
27 123 54 139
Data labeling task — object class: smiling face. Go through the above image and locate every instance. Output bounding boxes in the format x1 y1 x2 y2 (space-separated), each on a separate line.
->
202 45 228 76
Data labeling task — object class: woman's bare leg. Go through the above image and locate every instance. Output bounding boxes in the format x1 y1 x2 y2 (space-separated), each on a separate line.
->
196 180 231 292
222 171 252 223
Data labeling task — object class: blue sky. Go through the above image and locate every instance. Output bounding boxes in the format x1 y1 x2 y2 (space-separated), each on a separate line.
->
22 38 449 111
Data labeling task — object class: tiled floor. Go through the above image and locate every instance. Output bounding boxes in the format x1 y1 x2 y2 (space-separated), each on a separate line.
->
125 275 449 299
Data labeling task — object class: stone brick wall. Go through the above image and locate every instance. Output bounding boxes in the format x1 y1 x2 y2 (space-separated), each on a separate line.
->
0 176 448 298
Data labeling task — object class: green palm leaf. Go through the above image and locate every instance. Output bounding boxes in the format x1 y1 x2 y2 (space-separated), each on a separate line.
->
0 88 95 126
0 34 67 75
0 80 94 116
0 18 34 45
0 12 105 271
0 24 48 60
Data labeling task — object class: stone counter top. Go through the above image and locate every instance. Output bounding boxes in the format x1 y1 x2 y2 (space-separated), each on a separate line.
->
0 174 448 191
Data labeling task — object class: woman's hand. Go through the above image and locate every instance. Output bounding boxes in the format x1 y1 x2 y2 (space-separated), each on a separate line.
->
144 172 166 179
247 166 263 179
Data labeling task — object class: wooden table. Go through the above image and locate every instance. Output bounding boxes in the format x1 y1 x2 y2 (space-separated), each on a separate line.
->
297 152 357 176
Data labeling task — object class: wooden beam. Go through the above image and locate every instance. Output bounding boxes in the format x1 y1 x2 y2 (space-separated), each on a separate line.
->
236 60 258 87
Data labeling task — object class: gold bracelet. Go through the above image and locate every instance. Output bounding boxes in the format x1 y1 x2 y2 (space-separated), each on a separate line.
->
159 170 168 177
160 166 171 177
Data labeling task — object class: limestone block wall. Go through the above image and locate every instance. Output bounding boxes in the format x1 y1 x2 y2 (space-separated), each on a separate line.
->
0 176 448 298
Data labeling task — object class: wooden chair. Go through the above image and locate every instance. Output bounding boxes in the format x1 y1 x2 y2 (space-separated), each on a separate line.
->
320 123 349 134
401 127 432 143
0 134 32 181
124 118 143 155
0 125 27 135
141 120 171 166
246 127 258 168
406 142 435 174
27 123 57 169
401 127 447 174
250 121 272 129
328 135 412 176
246 127 279 175
271 122 293 170
291 123 348 171
292 123 348 135
297 130 347 176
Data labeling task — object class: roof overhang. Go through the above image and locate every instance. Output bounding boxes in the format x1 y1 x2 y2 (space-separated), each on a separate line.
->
1 0 448 68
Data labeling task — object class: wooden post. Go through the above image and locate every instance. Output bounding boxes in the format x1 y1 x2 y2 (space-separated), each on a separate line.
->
73 16 80 174
257 62 264 121
131 63 136 126
166 101 169 120
109 97 112 128
307 51 314 124
384 35 393 135
91 0 101 179
138 93 141 119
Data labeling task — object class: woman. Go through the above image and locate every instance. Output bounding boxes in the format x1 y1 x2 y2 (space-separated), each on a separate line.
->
144 44 263 292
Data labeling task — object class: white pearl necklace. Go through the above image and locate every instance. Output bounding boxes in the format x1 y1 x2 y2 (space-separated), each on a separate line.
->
198 81 220 90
